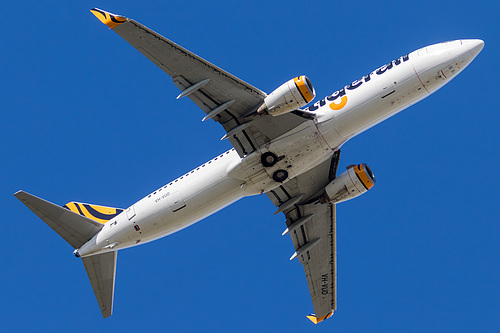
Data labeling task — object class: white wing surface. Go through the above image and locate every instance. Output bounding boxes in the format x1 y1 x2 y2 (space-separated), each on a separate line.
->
90 8 306 157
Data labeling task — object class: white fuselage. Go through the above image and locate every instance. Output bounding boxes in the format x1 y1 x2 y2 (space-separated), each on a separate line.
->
77 39 483 257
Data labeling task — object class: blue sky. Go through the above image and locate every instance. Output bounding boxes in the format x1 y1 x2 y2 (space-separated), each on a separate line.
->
2 0 498 332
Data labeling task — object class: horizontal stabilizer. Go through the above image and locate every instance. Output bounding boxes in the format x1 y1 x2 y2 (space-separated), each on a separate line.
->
82 251 117 318
14 191 104 249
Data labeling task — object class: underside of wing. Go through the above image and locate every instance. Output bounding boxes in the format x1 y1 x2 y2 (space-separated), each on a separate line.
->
266 151 340 323
14 191 104 249
295 202 336 323
90 8 306 156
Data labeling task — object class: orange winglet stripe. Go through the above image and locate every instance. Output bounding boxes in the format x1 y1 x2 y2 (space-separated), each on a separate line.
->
90 8 127 29
306 311 334 324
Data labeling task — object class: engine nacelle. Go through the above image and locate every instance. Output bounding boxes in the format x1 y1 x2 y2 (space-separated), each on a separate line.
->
257 76 315 116
319 163 376 204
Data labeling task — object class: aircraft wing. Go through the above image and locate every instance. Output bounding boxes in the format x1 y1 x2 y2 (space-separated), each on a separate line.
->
90 8 306 157
266 150 341 323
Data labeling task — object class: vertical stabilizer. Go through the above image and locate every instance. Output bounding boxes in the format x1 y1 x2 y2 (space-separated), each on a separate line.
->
82 251 117 318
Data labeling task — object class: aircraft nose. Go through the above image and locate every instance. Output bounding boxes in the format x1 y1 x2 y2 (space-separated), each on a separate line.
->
462 39 484 58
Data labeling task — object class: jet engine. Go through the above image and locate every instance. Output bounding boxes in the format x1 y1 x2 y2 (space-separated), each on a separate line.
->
257 76 316 116
319 163 376 204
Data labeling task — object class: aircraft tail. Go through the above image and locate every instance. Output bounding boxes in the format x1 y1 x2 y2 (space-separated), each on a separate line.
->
63 201 123 225
82 251 117 318
14 191 106 249
14 191 121 318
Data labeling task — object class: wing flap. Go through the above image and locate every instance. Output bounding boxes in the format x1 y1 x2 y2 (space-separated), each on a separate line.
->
284 201 337 319
82 251 117 318
299 203 337 317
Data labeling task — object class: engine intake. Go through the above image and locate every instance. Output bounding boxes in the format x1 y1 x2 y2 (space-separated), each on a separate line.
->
319 163 376 204
258 76 315 116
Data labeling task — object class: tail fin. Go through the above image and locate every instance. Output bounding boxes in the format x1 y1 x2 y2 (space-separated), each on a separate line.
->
63 201 123 224
14 191 105 249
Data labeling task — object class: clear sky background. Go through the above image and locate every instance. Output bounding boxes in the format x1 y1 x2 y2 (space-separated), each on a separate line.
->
2 0 498 332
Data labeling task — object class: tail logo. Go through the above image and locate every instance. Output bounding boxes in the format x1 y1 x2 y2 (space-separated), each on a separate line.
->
63 202 124 224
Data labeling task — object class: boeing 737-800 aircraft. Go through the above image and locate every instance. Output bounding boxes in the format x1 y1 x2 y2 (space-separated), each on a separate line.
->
15 8 484 323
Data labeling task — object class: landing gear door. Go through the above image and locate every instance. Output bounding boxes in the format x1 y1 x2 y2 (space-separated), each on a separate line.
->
126 205 136 220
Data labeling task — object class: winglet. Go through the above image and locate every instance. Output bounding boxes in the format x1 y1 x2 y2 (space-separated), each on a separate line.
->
306 311 334 324
90 8 127 29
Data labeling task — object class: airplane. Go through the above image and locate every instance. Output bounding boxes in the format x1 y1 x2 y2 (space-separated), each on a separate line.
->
14 8 484 323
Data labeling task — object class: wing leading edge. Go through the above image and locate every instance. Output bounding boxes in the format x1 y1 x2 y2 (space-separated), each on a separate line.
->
90 8 306 157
